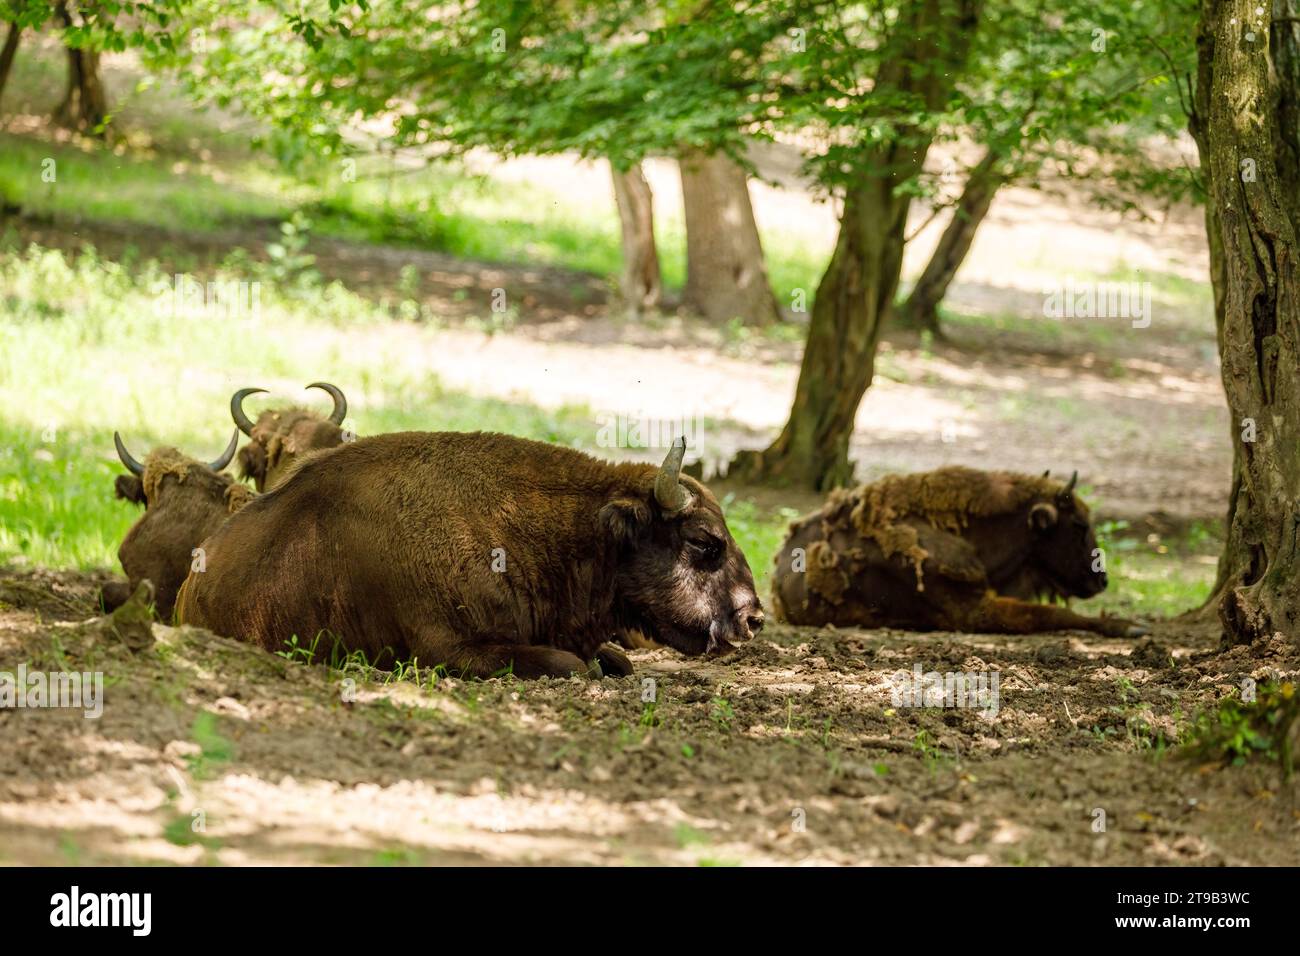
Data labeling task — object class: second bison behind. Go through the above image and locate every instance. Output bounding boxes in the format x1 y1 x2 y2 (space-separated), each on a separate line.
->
772 466 1145 638
177 432 764 678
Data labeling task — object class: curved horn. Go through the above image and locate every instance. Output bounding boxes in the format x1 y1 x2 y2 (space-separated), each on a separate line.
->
307 381 347 425
654 436 691 515
208 429 240 472
1062 470 1078 495
231 387 267 436
114 431 146 476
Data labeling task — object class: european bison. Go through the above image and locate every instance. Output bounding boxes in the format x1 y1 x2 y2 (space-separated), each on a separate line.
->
176 433 764 678
231 382 349 492
772 467 1146 638
104 430 253 620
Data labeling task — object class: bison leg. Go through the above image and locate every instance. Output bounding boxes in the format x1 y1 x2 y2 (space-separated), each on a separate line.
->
964 596 1148 638
448 643 593 680
594 642 634 677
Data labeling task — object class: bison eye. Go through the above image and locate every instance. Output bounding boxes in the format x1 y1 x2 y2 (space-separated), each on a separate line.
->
685 534 724 562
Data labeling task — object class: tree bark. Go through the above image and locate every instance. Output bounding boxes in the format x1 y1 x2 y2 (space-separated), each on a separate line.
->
1194 0 1300 646
0 21 22 108
895 147 1005 337
610 162 662 315
54 4 108 136
679 148 781 326
728 0 981 489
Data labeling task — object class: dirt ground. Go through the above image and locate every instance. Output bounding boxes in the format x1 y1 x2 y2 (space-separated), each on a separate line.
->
1 570 1296 866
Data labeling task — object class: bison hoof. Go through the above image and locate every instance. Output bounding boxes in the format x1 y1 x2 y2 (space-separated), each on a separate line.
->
593 642 634 678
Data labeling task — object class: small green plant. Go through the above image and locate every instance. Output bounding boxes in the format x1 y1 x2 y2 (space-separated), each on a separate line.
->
186 711 234 780
262 211 319 287
276 631 324 665
709 696 735 733
1184 682 1299 778
912 728 948 771
640 700 661 729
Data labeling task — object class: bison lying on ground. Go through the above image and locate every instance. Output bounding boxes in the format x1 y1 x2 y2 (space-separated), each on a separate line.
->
772 467 1146 638
231 382 349 492
177 433 764 678
103 431 253 619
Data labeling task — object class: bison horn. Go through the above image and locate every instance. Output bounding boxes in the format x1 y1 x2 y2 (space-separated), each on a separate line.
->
1063 470 1078 495
307 382 347 425
231 387 267 436
654 436 691 515
208 429 240 472
114 432 146 477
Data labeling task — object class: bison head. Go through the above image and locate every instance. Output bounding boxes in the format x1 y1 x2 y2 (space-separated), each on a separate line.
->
1027 471 1107 599
231 382 348 492
604 438 763 657
112 430 250 619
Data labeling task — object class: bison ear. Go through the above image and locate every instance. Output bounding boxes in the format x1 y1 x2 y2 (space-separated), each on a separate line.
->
600 497 651 546
114 474 146 506
1029 502 1058 532
237 444 266 485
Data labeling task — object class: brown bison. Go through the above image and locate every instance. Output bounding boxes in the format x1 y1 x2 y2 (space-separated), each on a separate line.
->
771 467 1147 638
104 431 254 620
231 382 349 492
176 433 764 678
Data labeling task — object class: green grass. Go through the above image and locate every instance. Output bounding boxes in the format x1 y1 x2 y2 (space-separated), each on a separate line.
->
0 239 793 580
1077 519 1219 619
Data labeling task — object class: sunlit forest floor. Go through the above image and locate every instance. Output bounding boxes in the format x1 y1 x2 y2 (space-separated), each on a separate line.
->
2 572 1296 865
3 43 1292 865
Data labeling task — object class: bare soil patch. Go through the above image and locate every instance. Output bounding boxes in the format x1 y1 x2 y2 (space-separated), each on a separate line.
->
1 572 1295 866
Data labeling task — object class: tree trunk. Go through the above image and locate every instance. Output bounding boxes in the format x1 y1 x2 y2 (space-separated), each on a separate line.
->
895 147 1005 337
610 162 662 315
679 148 781 326
0 21 22 108
54 5 108 135
728 0 981 489
1194 0 1300 646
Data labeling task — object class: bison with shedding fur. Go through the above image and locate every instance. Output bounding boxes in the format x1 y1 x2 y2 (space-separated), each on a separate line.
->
772 466 1146 638
231 382 349 492
104 431 253 619
177 433 764 678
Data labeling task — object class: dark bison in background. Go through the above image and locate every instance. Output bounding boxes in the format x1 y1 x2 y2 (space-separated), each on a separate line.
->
231 382 349 492
772 466 1147 638
103 430 254 619
177 433 764 678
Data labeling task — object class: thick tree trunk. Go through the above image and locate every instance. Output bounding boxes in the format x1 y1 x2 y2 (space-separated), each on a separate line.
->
1194 0 1300 646
54 5 107 135
679 149 781 326
895 147 1005 337
728 0 981 489
0 22 22 107
610 162 662 315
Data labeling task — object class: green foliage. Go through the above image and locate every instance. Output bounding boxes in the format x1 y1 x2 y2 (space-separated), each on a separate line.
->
1185 682 1299 777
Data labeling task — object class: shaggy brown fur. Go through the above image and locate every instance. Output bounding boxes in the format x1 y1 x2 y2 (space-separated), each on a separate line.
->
177 431 764 679
238 407 345 493
772 467 1145 639
836 466 1089 588
108 448 256 620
